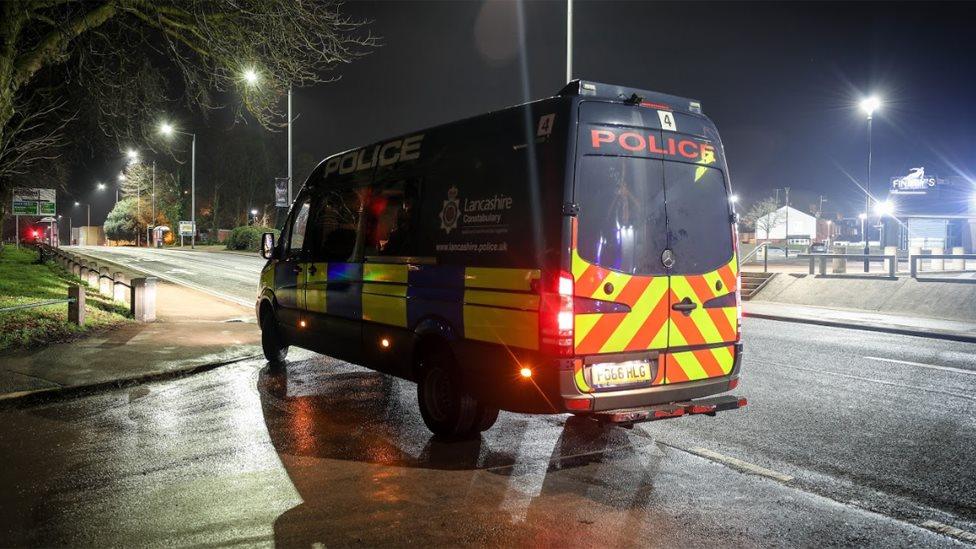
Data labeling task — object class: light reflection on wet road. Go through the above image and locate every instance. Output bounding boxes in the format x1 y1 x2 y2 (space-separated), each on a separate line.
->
3 318 975 547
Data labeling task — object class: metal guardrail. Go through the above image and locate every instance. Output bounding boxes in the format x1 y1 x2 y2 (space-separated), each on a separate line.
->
796 253 898 278
741 242 770 273
0 298 76 313
910 254 976 278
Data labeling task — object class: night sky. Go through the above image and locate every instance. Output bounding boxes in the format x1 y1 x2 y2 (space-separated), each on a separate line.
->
76 1 976 224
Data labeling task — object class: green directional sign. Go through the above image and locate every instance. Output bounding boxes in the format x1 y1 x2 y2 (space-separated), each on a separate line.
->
11 188 56 216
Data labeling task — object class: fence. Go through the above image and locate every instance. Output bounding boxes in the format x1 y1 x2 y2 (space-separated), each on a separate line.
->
30 244 157 322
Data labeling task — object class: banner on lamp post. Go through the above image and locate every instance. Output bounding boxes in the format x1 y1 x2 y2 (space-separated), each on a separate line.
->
274 178 289 208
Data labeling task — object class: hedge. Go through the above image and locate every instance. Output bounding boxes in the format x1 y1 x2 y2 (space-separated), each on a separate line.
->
226 225 279 251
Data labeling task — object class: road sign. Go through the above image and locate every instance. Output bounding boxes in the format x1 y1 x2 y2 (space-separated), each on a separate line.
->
12 188 56 216
178 221 195 236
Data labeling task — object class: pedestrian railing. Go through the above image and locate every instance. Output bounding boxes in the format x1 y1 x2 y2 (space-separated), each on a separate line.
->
28 243 157 322
909 254 976 279
796 253 898 278
741 242 771 273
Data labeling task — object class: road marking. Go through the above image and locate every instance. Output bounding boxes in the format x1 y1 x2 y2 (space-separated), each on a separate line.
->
685 447 794 483
864 356 976 377
920 520 976 543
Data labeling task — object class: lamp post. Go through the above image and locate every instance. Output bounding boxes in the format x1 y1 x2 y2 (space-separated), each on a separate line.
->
858 212 868 264
242 68 293 205
159 122 196 248
860 95 881 271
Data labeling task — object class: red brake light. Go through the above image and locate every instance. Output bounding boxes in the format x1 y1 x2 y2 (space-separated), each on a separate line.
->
540 271 574 356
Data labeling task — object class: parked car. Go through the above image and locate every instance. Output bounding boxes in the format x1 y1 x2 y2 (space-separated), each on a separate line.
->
809 242 828 253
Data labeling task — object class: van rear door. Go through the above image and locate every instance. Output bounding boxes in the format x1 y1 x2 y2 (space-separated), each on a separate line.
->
662 160 739 383
572 102 737 387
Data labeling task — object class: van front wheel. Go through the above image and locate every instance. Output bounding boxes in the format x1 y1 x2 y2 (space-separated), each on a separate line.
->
417 352 496 437
260 310 289 369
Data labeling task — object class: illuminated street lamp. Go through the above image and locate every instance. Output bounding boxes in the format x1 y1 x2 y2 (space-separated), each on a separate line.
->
859 94 882 270
729 194 739 204
241 67 293 206
159 121 197 248
126 148 140 164
243 68 260 86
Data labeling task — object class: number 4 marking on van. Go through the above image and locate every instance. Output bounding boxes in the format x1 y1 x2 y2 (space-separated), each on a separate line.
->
537 114 555 137
658 110 677 132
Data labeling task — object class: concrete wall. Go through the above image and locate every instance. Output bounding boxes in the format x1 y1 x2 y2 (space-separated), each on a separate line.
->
753 274 976 322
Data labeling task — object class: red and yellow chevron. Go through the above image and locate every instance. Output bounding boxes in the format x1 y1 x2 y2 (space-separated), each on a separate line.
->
570 222 738 385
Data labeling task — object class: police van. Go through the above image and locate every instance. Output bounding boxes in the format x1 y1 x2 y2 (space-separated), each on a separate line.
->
257 80 745 436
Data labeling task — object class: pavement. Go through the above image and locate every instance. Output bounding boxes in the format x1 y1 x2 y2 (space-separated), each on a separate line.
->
0 280 261 403
743 301 976 343
1 318 974 547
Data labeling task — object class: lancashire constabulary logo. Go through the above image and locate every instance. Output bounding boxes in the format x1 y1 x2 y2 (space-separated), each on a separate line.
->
439 186 460 234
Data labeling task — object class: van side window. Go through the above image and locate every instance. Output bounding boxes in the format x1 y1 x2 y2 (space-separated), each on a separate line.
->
366 179 421 257
287 199 311 255
306 187 366 262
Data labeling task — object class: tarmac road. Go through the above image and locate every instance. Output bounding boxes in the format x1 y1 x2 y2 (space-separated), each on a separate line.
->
71 246 265 307
19 245 969 546
1 318 974 547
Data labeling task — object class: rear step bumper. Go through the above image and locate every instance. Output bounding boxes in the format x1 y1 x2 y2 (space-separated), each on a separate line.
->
593 395 747 426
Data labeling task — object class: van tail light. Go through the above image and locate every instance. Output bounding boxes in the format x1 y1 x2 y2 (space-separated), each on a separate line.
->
540 271 574 356
731 219 742 342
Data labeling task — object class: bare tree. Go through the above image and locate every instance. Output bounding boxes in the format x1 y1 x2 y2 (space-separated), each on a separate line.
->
743 197 784 242
0 1 377 196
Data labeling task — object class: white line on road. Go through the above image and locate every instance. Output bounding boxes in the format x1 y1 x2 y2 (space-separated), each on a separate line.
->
864 356 976 377
685 447 794 483
920 520 976 543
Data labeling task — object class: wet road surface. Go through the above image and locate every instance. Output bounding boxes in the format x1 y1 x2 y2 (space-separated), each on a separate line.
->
71 246 265 306
2 318 974 547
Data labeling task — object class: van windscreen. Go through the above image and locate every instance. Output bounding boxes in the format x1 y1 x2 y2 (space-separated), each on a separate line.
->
576 157 732 276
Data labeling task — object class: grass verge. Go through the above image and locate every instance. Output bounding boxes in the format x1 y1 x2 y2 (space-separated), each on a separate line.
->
0 246 131 352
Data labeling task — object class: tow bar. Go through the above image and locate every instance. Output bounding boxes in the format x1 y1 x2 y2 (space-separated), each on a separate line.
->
593 395 747 428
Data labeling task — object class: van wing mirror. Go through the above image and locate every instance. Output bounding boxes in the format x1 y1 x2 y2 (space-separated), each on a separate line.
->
261 232 276 260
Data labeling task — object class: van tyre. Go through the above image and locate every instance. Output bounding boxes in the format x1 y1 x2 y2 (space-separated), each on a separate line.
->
417 348 496 437
261 310 289 369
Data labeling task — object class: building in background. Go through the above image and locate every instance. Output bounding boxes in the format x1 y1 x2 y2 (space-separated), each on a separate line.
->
879 172 976 253
755 205 818 244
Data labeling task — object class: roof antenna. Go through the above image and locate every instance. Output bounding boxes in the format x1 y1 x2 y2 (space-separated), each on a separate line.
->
625 93 644 105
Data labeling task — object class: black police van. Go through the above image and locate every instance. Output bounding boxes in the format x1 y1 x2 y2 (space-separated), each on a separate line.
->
257 80 745 436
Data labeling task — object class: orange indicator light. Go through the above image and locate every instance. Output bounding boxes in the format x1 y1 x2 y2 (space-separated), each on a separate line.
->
520 367 532 378
299 320 306 328
380 338 390 348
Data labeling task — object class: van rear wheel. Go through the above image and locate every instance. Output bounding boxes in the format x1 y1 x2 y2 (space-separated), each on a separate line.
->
417 349 497 437
260 310 289 369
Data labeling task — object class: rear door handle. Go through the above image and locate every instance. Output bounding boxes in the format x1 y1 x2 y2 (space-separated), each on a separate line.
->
672 298 698 314
308 264 317 275
292 265 302 274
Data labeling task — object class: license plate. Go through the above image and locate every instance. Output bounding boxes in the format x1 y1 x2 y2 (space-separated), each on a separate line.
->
589 360 653 388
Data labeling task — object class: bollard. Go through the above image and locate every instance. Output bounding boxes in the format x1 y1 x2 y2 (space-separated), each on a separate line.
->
113 272 128 303
818 255 827 276
930 248 944 271
130 277 157 322
68 284 85 326
884 246 898 275
831 246 847 274
99 266 113 298
87 263 99 288
951 247 965 271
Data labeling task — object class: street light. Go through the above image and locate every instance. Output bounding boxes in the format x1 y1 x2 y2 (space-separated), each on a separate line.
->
859 94 882 271
243 68 260 86
729 194 739 204
874 200 894 217
240 68 292 205
126 148 140 164
159 121 197 248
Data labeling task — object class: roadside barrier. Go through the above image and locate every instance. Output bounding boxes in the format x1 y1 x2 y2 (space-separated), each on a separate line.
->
798 253 897 278
0 284 84 325
910 253 976 279
29 244 156 322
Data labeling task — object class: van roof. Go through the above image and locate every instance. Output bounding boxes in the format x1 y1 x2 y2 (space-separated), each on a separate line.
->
559 80 704 115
